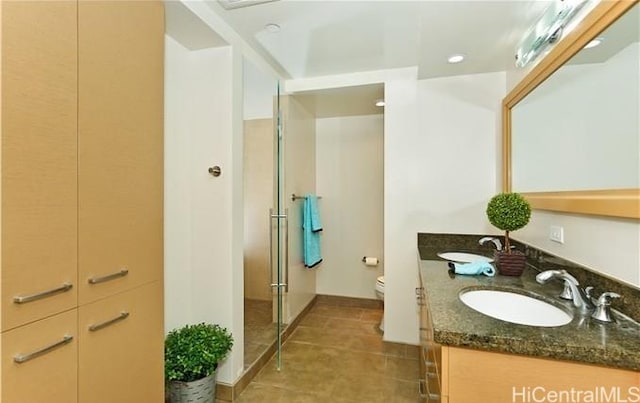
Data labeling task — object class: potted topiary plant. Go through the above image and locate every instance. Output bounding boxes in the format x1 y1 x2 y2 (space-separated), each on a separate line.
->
486 192 531 276
165 323 233 403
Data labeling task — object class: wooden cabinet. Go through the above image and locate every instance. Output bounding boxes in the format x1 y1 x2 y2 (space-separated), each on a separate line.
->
79 282 164 403
1 1 164 401
77 0 164 305
418 286 447 403
1 310 78 403
446 347 640 403
1 0 78 332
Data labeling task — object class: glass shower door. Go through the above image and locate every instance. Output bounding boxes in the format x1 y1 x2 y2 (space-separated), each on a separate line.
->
270 80 286 370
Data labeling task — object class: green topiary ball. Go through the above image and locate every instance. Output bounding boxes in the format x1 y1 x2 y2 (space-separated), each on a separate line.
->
165 323 234 382
486 192 531 232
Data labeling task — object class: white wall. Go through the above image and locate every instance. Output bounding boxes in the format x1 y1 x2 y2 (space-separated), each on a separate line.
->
315 114 384 299
164 35 245 384
516 211 640 286
384 70 506 344
244 59 276 120
281 95 318 322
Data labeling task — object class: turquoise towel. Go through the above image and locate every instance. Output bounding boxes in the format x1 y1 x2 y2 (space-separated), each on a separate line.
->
307 193 322 232
448 261 496 277
303 194 322 268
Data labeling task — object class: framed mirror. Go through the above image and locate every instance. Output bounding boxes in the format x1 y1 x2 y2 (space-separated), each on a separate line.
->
503 0 639 219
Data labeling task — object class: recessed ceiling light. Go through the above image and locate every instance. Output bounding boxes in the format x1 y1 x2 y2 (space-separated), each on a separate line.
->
375 99 385 107
584 37 603 49
447 54 465 64
264 23 281 33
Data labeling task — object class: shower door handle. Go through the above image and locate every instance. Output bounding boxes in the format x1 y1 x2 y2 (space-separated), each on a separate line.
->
269 208 274 289
283 208 289 292
269 209 288 291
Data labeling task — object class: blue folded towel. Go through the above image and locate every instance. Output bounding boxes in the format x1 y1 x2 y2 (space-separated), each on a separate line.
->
448 261 496 277
307 194 322 232
303 194 322 268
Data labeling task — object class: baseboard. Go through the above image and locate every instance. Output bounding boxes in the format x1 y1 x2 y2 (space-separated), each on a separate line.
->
315 294 383 309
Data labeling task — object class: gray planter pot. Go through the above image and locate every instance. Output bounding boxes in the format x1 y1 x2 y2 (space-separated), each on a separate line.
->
168 372 216 403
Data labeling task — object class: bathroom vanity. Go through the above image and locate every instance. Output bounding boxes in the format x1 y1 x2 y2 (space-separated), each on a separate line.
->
417 255 640 403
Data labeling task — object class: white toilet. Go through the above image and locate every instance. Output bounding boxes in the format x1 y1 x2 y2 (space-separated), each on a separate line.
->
375 276 385 332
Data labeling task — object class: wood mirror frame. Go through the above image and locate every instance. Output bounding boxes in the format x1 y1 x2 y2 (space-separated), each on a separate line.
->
502 0 640 219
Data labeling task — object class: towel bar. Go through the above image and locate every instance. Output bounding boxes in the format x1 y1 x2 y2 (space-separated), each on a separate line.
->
291 193 323 201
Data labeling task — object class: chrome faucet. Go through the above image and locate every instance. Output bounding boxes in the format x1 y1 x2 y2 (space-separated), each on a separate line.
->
479 236 502 251
591 292 621 323
535 270 595 314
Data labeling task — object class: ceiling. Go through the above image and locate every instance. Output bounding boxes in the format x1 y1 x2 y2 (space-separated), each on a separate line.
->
204 0 553 80
165 1 228 50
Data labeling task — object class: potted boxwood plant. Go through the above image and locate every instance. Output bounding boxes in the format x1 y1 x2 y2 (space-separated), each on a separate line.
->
165 323 233 403
486 192 531 276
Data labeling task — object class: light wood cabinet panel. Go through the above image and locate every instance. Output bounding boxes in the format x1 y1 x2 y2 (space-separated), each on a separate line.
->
1 0 78 331
77 1 164 305
419 286 444 403
1 309 78 403
447 347 640 403
1 1 164 401
78 281 164 403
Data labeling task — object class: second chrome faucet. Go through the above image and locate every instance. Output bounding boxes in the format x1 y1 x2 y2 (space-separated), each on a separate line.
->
479 236 502 251
536 269 595 314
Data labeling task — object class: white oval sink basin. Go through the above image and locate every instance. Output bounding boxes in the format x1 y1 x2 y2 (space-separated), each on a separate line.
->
438 252 493 263
459 289 572 327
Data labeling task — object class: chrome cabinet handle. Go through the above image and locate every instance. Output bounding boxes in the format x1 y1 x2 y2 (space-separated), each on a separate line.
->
88 269 129 285
13 283 73 304
418 379 427 398
419 378 440 401
88 311 130 332
14 335 73 363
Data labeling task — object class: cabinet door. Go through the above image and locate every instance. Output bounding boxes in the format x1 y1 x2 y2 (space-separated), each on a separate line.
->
1 0 78 331
78 281 164 403
77 1 164 304
1 310 78 403
448 347 640 403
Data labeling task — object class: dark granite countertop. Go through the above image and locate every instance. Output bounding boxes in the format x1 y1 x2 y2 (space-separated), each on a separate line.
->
418 247 640 371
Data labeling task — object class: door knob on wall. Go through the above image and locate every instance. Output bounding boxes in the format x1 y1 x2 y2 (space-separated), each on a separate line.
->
208 166 221 177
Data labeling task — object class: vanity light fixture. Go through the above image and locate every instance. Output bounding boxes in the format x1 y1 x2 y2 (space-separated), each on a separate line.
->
375 99 385 107
447 54 465 64
584 37 603 49
515 0 589 68
264 23 281 33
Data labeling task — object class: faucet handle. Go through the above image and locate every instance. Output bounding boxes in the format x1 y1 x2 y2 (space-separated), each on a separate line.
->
596 292 620 306
584 286 594 300
591 292 621 323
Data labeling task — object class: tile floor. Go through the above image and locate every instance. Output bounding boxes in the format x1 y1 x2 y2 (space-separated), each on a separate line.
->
235 299 420 402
